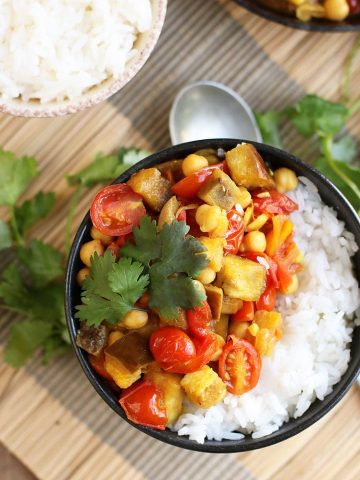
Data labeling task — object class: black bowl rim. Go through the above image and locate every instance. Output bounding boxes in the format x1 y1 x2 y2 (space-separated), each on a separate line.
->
65 139 360 453
235 0 360 32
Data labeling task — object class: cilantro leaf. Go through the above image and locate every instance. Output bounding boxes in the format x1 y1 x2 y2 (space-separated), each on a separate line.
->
330 136 356 164
0 263 31 312
4 320 53 367
254 111 283 149
285 95 349 137
0 150 38 206
314 157 360 213
67 148 149 187
14 191 56 237
75 251 149 327
122 217 209 320
0 220 12 251
17 240 64 287
121 216 160 266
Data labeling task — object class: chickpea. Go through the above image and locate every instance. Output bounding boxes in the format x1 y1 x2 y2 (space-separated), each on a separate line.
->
108 331 124 345
282 274 299 295
123 310 149 329
193 280 206 297
76 267 90 286
195 204 222 233
324 0 349 20
209 213 229 238
243 231 266 252
274 168 298 193
196 267 216 285
80 239 104 267
210 334 225 361
90 226 113 246
182 154 208 177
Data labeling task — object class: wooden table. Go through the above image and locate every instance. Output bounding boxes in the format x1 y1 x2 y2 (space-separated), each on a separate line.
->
0 1 359 479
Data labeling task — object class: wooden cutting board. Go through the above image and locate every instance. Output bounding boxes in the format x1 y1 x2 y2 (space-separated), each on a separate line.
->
0 1 359 479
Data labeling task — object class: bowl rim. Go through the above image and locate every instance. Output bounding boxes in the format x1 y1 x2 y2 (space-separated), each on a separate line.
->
0 0 167 118
235 0 360 32
65 139 360 453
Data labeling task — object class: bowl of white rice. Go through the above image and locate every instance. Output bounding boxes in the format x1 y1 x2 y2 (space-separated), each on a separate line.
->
65 139 360 452
0 0 167 117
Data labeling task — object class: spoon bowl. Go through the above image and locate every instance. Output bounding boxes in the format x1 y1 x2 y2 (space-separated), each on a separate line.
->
169 81 262 145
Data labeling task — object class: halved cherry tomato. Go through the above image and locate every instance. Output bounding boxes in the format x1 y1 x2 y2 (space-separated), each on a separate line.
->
90 184 146 236
256 285 276 311
186 301 212 338
88 353 113 381
224 208 244 255
241 251 279 289
253 190 298 216
232 301 255 322
150 327 217 374
218 336 261 395
171 163 225 199
119 380 168 430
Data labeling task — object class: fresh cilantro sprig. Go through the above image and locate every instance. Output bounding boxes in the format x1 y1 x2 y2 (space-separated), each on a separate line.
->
121 216 209 320
255 39 360 215
0 149 69 367
75 252 149 327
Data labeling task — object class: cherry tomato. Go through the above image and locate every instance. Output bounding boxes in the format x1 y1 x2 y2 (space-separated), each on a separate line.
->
150 327 217 374
171 163 225 199
119 380 168 430
252 190 298 216
348 0 360 13
150 327 196 366
176 210 187 222
186 301 212 338
256 285 276 311
107 241 120 259
232 301 255 322
90 184 146 236
218 336 261 395
273 234 302 292
88 353 113 381
224 209 245 255
241 251 279 289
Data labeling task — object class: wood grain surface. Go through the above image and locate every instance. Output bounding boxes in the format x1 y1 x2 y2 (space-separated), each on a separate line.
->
0 1 359 479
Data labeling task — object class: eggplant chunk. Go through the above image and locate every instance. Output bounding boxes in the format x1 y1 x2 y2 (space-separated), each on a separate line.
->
76 322 108 356
215 314 229 340
217 255 266 301
181 365 226 408
221 296 243 314
104 332 153 373
157 159 184 183
158 196 180 230
198 170 251 211
225 144 275 189
145 364 184 424
127 168 172 211
205 285 223 322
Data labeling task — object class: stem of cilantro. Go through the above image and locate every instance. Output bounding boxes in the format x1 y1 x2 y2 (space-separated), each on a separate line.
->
65 185 83 256
10 206 25 247
321 134 360 204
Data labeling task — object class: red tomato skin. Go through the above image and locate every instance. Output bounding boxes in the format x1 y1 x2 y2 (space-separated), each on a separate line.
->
171 163 225 198
256 285 276 311
232 301 255 322
348 0 360 13
218 336 261 395
119 380 168 430
186 301 212 338
224 209 245 255
150 327 196 366
90 184 146 236
252 190 298 216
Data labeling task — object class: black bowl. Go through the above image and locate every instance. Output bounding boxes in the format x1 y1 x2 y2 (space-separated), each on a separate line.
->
235 0 360 32
65 139 360 453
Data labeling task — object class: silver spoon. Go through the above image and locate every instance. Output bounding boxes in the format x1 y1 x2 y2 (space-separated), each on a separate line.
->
169 80 262 145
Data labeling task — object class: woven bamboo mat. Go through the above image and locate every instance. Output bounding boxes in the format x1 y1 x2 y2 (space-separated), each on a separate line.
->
0 1 359 479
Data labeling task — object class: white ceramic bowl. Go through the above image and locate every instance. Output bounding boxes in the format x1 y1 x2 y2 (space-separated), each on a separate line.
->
0 0 167 118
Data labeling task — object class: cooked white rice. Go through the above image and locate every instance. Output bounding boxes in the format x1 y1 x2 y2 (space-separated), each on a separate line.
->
173 177 360 444
0 0 152 103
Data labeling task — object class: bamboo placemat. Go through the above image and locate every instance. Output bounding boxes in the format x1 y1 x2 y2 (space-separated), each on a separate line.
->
0 1 359 479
